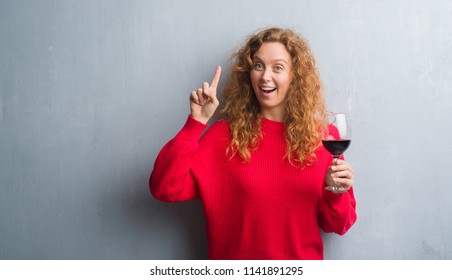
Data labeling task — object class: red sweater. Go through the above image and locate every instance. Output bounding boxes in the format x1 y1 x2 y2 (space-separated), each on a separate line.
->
150 115 357 260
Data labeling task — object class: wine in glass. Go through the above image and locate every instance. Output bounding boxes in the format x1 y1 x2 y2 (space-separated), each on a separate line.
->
322 112 351 192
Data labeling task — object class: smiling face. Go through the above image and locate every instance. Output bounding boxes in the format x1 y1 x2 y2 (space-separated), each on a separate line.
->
250 42 293 122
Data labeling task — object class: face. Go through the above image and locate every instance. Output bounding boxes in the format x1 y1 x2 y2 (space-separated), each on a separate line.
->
250 42 292 121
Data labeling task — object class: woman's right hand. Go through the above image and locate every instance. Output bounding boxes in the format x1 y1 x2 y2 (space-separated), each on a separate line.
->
190 66 222 124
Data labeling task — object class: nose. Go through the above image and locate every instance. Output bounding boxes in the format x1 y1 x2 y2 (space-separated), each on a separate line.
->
261 68 272 82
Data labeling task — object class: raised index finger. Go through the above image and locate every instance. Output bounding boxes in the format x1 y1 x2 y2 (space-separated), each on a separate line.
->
210 65 222 89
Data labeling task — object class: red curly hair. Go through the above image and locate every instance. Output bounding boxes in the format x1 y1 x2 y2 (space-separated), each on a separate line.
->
219 27 327 167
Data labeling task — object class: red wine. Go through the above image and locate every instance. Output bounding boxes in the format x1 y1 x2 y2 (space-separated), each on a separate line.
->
322 139 351 156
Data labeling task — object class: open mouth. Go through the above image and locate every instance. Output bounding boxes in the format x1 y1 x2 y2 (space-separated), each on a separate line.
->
260 87 276 94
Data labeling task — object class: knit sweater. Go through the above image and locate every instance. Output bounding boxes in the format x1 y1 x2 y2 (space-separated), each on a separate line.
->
149 115 357 260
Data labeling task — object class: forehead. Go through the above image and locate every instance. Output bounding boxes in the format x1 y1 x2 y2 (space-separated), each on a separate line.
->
253 42 291 62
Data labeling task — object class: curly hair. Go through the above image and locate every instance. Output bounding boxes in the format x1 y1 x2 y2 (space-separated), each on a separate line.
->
219 27 327 167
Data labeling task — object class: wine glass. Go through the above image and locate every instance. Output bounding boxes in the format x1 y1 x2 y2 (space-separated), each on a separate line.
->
322 112 352 192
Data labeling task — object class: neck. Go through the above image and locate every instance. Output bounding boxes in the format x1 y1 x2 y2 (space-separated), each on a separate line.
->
260 109 285 122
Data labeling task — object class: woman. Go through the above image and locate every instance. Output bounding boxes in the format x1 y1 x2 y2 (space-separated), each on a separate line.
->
149 27 357 260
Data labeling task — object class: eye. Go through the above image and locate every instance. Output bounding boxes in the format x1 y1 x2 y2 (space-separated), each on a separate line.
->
253 62 264 70
274 65 284 72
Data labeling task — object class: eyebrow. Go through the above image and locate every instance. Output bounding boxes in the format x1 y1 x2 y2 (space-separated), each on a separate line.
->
253 55 289 65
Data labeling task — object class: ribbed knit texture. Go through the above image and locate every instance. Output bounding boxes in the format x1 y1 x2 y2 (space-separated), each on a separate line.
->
150 115 357 260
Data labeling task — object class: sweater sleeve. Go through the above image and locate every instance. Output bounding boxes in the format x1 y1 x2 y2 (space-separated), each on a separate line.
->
149 115 207 202
318 187 357 235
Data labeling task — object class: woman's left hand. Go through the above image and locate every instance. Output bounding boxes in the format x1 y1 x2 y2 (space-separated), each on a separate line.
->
325 159 354 194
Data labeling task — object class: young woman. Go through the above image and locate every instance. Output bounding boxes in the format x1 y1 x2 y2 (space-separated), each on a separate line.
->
149 27 357 260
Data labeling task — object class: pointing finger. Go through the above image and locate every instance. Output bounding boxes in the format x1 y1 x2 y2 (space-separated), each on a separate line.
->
210 65 222 90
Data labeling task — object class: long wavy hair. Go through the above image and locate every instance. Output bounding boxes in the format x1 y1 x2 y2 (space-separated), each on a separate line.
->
219 27 327 167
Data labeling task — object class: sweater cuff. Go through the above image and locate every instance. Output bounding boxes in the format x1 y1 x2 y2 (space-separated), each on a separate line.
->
175 115 208 142
323 187 352 206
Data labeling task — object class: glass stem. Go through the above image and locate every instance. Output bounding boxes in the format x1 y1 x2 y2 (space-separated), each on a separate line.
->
333 155 340 187
333 155 340 164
